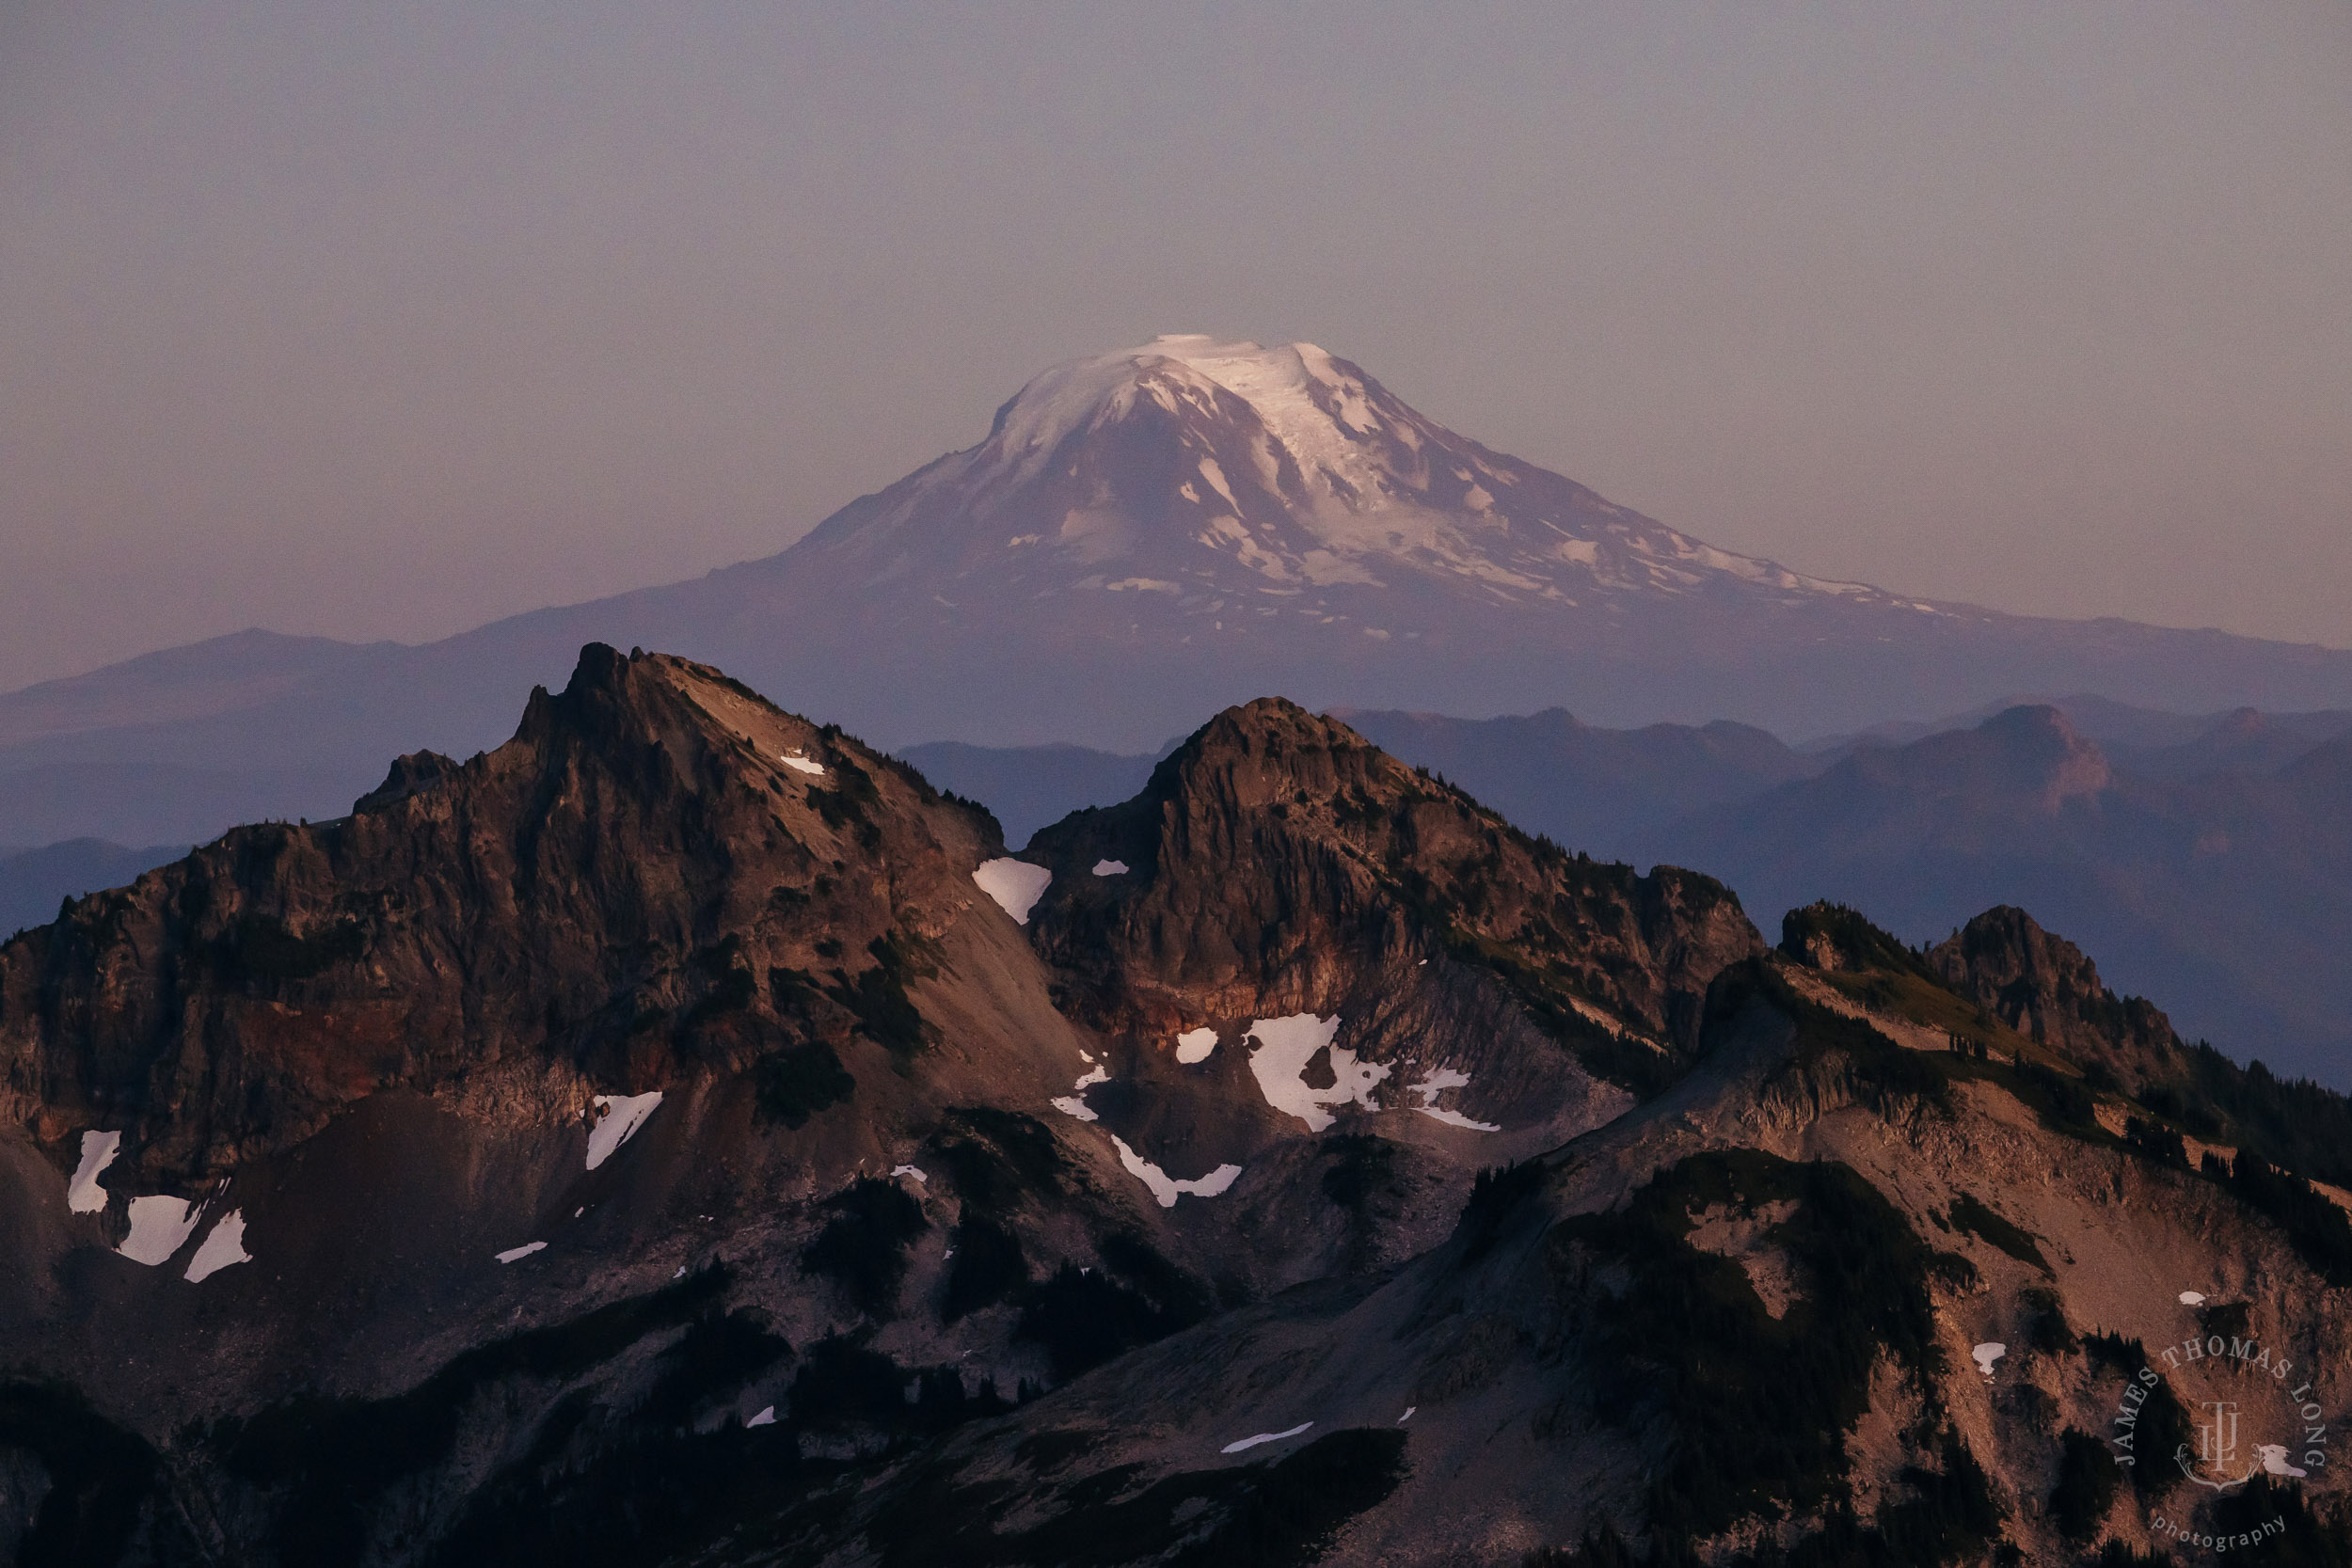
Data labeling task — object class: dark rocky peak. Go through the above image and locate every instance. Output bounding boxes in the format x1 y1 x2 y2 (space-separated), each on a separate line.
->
1 644 994 1192
1777 900 1935 978
1023 697 1759 1093
1928 904 2180 1085
1136 694 1405 826
353 749 462 812
507 640 785 793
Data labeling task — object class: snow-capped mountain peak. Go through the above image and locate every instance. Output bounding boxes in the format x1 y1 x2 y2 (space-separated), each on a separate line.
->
792 334 1924 644
990 337 1379 465
977 335 1458 519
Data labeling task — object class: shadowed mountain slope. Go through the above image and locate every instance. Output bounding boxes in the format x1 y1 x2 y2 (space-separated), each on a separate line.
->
1337 705 1819 860
688 903 2352 1565
0 649 1773 1565
5 652 2352 1563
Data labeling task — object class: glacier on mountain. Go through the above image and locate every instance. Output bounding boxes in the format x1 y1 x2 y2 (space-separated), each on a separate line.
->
798 332 1900 636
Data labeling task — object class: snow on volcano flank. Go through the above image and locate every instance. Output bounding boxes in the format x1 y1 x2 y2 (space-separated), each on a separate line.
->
979 335 1434 546
790 330 1910 647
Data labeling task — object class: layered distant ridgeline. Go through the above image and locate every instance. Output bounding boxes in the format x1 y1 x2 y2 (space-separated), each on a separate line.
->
905 696 2352 1086
6 647 2352 1564
8 336 2352 847
0 839 189 942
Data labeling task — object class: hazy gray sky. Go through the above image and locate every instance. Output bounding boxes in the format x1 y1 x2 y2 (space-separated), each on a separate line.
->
4 1 2348 690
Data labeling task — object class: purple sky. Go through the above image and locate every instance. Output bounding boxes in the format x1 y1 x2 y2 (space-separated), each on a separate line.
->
4 2 2348 690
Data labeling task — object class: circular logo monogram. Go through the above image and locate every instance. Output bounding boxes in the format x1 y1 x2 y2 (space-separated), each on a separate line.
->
2110 1329 2327 1489
2106 1307 2330 1554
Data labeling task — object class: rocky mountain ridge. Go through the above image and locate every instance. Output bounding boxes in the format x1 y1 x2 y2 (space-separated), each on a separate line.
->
3 644 1000 1187
1660 704 2352 1085
0 646 1760 1564
2 648 2349 1566
903 695 2352 1085
694 907 2352 1565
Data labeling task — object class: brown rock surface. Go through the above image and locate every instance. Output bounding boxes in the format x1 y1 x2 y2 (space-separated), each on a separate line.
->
1 652 2344 1568
1931 904 2184 1088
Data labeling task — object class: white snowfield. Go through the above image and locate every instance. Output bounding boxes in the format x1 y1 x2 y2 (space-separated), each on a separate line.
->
586 1091 663 1170
118 1195 201 1266
1246 1014 1387 1132
2178 1290 2207 1306
68 1129 120 1212
1221 1421 1313 1454
1111 1135 1243 1208
746 1406 777 1429
1091 859 1129 877
993 337 1398 530
780 752 826 776
1407 1068 1470 1101
1416 1106 1501 1131
899 334 1900 615
890 1164 929 1183
1050 1061 1110 1122
1174 1027 1218 1065
1971 1342 2007 1378
2257 1444 2309 1478
184 1210 253 1282
1406 1067 1501 1132
496 1242 548 1264
973 858 1052 925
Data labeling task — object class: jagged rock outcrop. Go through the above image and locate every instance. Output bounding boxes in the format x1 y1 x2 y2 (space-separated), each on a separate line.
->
4 653 2348 1568
724 942 2352 1566
993 697 1766 1293
0 644 997 1191
1930 904 2183 1088
0 653 1788 1567
1026 697 1759 1076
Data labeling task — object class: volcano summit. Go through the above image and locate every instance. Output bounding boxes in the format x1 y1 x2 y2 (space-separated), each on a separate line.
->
5 335 2352 845
787 334 1891 625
